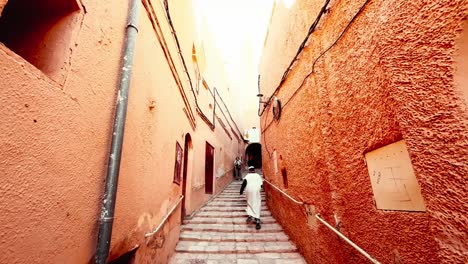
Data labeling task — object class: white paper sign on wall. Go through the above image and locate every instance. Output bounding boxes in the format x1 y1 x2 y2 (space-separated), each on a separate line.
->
365 140 426 212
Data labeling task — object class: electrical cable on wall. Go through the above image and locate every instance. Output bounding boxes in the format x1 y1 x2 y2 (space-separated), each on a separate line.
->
258 0 332 117
282 0 371 110
261 0 371 153
162 1 244 140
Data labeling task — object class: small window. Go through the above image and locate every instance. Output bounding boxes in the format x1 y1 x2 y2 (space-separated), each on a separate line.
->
281 167 288 189
0 0 82 84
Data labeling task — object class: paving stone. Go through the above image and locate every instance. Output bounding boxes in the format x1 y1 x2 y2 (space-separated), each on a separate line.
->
275 259 307 264
237 259 259 264
280 253 304 258
258 259 276 264
255 253 282 259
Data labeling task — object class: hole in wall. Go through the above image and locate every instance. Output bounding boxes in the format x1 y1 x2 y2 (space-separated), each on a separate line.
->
0 0 81 84
148 100 156 111
281 167 288 189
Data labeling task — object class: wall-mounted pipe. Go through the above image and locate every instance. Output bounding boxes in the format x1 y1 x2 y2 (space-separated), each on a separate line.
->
95 0 140 263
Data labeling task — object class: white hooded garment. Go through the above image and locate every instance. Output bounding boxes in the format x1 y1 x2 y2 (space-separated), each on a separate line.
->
243 172 263 219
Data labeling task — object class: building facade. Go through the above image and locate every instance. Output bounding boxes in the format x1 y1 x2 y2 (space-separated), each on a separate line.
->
0 0 245 263
259 0 467 263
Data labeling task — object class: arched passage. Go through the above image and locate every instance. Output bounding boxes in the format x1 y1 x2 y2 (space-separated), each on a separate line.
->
245 143 262 169
181 133 192 220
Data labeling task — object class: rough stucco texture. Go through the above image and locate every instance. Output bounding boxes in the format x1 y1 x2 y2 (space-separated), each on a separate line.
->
260 0 467 263
0 0 242 263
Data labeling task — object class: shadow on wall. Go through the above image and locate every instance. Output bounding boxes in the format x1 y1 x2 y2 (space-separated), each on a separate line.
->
245 143 262 168
108 248 137 264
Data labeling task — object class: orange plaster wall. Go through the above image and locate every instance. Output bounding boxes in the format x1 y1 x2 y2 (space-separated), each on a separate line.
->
0 0 6 15
260 0 468 263
0 0 244 263
454 20 468 108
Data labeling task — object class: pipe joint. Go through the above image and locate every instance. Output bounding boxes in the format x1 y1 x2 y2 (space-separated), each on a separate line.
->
99 217 114 223
127 23 139 32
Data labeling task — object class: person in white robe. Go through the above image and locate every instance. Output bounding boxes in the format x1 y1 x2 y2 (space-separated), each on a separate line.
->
240 166 263 230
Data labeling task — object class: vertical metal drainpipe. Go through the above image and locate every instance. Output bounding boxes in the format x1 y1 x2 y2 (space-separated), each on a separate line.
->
95 0 140 263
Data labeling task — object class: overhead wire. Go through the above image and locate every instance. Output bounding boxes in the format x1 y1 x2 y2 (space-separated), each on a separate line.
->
282 0 371 110
258 0 332 117
261 0 371 153
162 0 244 139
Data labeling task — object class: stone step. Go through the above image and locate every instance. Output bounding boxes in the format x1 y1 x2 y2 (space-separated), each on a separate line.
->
209 199 266 203
179 230 290 242
195 211 272 218
220 190 265 193
182 223 282 233
175 241 297 254
206 202 267 207
212 198 267 203
222 191 266 194
216 193 266 199
169 252 305 264
200 206 269 212
202 202 267 209
217 194 267 198
184 216 277 225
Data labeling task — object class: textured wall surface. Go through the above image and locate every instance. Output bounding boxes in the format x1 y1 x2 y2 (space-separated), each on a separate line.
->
0 0 7 15
0 0 243 262
260 0 467 263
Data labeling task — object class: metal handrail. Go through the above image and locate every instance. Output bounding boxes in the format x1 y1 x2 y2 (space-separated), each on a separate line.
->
263 179 380 264
145 195 184 237
315 214 381 264
262 178 304 205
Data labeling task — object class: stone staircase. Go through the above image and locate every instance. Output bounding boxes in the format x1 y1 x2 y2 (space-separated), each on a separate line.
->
169 181 306 264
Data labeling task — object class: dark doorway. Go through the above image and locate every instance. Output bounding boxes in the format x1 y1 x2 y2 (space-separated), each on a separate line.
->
245 143 262 168
181 134 192 221
205 142 214 194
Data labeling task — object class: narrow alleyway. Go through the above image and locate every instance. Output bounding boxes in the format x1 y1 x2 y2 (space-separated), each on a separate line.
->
169 180 306 264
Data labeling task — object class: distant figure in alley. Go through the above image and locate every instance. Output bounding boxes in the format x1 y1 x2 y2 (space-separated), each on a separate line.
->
234 157 242 180
240 166 263 230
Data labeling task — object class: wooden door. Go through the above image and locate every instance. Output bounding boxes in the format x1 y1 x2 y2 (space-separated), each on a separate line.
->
181 134 191 221
205 142 214 194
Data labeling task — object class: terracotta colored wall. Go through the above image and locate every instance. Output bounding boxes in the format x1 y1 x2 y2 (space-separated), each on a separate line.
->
455 20 468 108
0 0 244 263
259 0 467 263
0 0 6 15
